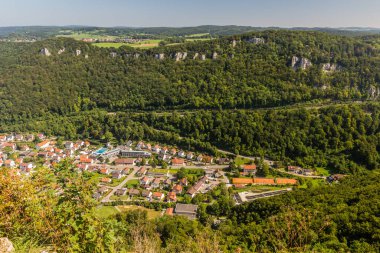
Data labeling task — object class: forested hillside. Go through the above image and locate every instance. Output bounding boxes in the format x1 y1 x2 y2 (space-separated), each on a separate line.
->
0 31 380 171
0 30 379 124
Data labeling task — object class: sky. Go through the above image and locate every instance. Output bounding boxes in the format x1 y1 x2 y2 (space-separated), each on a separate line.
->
0 0 379 28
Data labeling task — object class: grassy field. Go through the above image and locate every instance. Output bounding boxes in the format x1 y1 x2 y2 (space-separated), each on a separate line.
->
57 31 117 40
92 43 126 48
185 33 210 38
315 167 331 176
150 168 177 174
124 179 139 188
95 206 119 219
95 205 161 219
117 205 162 220
185 38 211 42
129 39 161 48
92 39 161 49
234 157 252 166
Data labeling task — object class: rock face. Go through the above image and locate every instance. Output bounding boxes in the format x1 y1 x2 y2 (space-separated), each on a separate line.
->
174 52 187 61
322 63 341 73
193 53 199 60
110 52 117 58
155 53 165 60
212 52 218 60
75 49 81 56
200 54 206 61
232 40 237 48
39 48 51 56
368 85 380 99
291 56 312 70
0 238 14 252
134 53 140 59
247 37 265 44
57 48 65 55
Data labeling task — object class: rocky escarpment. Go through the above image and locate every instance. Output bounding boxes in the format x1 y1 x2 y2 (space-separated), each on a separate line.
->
368 85 380 99
246 37 265 44
322 63 341 73
39 48 51 56
291 56 312 70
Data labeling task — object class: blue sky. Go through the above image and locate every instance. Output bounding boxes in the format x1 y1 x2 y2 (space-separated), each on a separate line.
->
0 0 379 27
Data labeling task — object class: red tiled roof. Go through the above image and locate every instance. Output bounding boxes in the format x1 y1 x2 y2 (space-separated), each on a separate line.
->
232 178 253 184
172 158 185 165
243 164 256 170
276 178 297 185
253 178 275 185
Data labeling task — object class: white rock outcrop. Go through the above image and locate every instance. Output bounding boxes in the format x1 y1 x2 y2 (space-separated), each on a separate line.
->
368 85 380 99
322 63 341 73
247 37 265 44
291 56 312 70
39 48 51 56
0 238 14 252
155 53 165 60
57 48 65 55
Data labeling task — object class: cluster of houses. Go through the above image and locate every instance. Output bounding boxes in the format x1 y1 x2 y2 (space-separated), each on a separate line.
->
0 133 96 175
96 165 223 203
287 166 315 176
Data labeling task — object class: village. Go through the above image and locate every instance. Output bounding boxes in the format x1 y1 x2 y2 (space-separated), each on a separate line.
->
0 132 334 220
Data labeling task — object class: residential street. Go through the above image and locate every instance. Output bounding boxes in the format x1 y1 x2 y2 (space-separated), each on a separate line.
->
101 167 139 203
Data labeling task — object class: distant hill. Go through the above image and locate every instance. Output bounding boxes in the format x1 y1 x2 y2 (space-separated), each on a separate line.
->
2 25 380 41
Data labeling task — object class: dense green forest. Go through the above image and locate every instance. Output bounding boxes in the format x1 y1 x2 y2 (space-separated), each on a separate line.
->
1 104 379 173
1 161 379 252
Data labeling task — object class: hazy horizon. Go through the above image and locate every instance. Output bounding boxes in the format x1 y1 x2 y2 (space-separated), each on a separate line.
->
0 0 380 28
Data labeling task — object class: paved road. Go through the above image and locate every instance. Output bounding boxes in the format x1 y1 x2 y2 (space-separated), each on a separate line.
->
101 167 139 203
217 149 275 165
278 170 326 179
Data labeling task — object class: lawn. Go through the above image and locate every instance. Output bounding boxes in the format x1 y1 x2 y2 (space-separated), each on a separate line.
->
109 177 125 187
95 206 119 219
234 157 252 166
117 205 162 220
57 31 117 40
150 168 177 175
124 179 139 188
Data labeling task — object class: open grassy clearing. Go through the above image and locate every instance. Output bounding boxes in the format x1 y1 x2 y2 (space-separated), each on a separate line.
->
117 205 162 220
124 179 139 188
185 33 210 37
57 31 117 40
95 205 161 219
95 206 119 219
92 42 127 48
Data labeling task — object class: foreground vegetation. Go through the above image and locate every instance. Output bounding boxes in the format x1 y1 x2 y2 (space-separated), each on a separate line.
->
0 161 379 252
